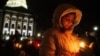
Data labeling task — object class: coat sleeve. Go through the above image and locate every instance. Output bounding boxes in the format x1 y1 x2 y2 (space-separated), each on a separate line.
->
39 34 56 56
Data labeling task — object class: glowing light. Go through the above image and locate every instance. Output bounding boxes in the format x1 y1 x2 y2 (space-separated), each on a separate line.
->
37 43 40 47
37 33 41 37
15 43 19 47
19 44 22 48
33 40 40 49
80 41 86 48
93 26 98 31
89 42 94 48
65 36 80 53
5 35 10 40
15 43 22 48
20 37 24 41
5 0 28 9
28 40 33 45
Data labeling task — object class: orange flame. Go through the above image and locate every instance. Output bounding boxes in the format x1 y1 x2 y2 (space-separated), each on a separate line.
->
80 41 86 48
65 35 81 53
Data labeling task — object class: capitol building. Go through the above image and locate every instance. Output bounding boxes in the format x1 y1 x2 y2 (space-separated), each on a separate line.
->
0 0 36 40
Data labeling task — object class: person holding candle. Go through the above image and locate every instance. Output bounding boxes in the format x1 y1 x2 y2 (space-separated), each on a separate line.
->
39 3 94 56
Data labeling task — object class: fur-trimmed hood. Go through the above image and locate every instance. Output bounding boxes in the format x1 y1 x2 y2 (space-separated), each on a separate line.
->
52 3 82 29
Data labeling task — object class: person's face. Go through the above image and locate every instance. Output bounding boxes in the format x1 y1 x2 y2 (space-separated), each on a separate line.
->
61 13 76 30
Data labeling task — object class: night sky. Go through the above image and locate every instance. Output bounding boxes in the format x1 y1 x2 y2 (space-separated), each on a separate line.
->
0 0 99 32
27 0 99 32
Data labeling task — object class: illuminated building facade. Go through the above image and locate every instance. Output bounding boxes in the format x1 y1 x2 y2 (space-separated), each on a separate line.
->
0 0 36 40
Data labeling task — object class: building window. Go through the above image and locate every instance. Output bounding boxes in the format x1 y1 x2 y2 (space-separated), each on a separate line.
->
23 25 26 30
23 17 28 22
5 14 10 21
11 15 16 21
18 16 22 21
17 24 21 29
11 24 15 28
5 23 8 28
18 19 21 21
29 20 33 23
28 26 31 30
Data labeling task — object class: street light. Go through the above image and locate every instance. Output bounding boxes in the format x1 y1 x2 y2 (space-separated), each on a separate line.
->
89 26 99 37
93 26 98 31
37 33 41 37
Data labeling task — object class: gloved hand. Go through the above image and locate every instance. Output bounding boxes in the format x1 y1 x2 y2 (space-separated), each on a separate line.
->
79 47 95 56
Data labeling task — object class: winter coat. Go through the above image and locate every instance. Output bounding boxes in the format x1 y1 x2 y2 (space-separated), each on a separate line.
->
39 3 82 56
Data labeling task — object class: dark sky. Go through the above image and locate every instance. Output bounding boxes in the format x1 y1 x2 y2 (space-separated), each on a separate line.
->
28 0 99 32
0 0 99 32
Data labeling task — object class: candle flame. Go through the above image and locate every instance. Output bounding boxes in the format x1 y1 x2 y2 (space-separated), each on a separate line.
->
65 36 80 53
80 41 86 48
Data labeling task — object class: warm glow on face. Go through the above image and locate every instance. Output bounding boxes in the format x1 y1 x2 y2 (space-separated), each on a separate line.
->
61 13 75 29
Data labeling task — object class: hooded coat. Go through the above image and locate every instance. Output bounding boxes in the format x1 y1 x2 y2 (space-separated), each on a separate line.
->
39 3 82 56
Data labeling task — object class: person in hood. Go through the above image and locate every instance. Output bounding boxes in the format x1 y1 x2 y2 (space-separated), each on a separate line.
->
39 3 93 56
